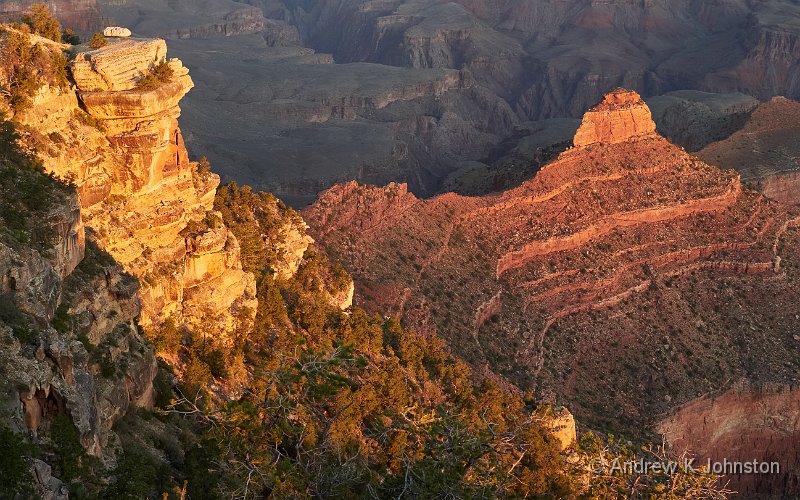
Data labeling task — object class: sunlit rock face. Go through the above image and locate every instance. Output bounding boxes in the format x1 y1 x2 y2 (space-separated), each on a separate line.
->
572 89 656 147
16 37 256 338
305 90 800 497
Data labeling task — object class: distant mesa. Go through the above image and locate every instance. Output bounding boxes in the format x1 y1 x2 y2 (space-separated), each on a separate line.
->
103 26 131 38
572 89 657 147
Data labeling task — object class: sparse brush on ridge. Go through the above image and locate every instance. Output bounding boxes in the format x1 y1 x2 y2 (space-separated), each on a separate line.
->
136 60 173 90
0 25 70 110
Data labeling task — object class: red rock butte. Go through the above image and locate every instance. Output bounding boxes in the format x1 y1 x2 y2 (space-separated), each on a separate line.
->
305 89 800 486
572 89 657 147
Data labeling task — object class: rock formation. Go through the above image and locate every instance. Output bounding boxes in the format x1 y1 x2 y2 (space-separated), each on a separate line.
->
306 89 800 496
646 91 760 152
698 96 800 205
572 89 656 147
14 36 256 337
103 26 131 38
659 384 800 496
0 183 156 464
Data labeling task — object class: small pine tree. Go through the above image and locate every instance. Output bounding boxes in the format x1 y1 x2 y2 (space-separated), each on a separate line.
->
61 27 79 45
89 32 107 49
23 3 61 42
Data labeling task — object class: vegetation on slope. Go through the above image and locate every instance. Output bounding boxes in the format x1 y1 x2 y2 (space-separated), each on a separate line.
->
0 117 70 250
136 61 174 91
0 8 69 110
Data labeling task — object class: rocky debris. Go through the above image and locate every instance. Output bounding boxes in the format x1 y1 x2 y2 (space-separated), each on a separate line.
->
103 26 131 38
306 88 800 473
698 96 800 205
32 459 68 500
572 89 657 147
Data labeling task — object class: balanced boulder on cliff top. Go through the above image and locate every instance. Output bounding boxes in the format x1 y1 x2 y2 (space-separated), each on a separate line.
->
572 89 657 147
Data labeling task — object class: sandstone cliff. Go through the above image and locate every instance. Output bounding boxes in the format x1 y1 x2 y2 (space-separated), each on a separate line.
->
306 90 800 496
572 89 656 147
13 36 256 338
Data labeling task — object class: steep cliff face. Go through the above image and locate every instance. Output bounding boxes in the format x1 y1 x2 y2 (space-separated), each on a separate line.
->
659 384 800 496
0 138 156 474
572 89 656 147
306 90 800 488
14 36 256 338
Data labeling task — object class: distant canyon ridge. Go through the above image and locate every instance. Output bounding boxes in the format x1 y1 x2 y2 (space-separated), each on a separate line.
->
2 0 799 204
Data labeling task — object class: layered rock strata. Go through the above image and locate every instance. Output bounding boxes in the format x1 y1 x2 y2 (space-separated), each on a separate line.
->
15 37 256 337
306 90 800 495
659 384 800 496
572 89 657 147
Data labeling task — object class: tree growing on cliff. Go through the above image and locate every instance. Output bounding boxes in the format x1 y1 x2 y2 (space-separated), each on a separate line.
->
89 32 107 49
61 27 79 45
22 4 61 42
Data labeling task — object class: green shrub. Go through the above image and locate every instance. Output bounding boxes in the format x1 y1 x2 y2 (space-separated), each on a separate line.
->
89 32 107 49
50 414 101 496
0 293 37 343
151 317 182 356
51 303 72 333
135 72 160 91
50 50 69 89
61 28 79 45
152 60 173 82
72 109 106 132
0 427 35 497
136 61 173 90
0 118 74 253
